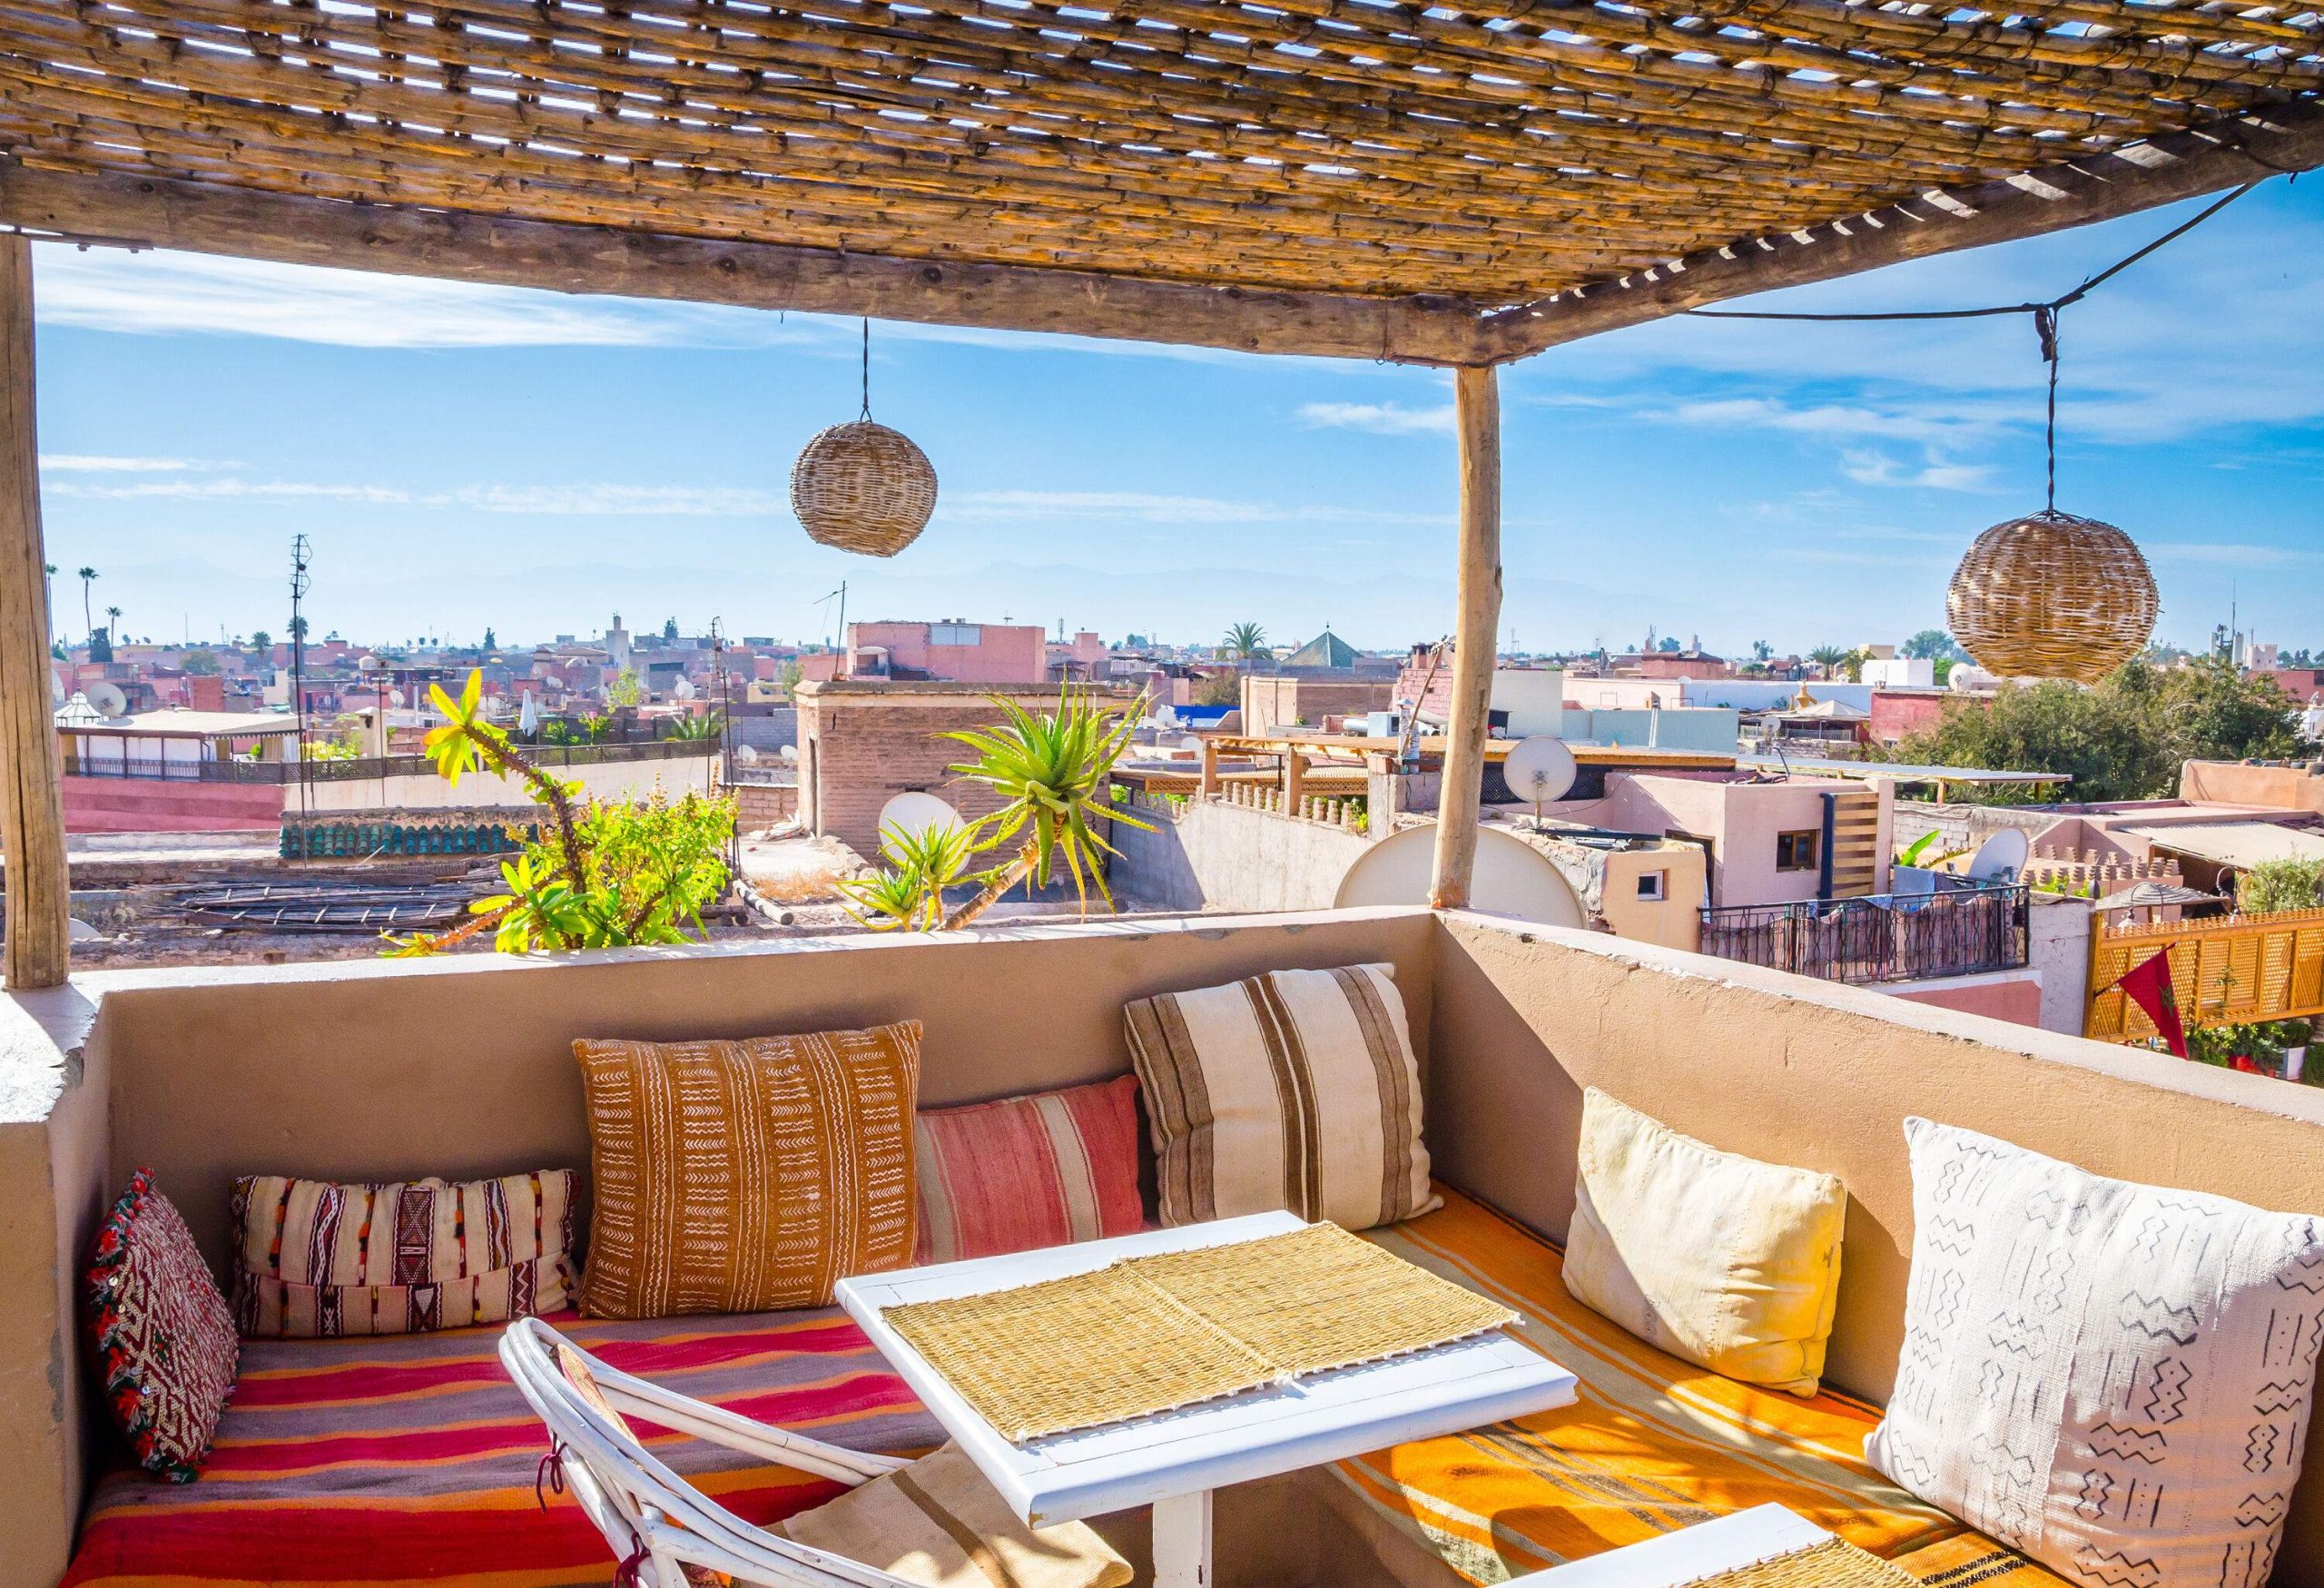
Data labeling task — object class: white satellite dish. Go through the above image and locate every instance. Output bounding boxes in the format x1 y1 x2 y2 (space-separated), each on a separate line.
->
1502 736 1578 817
1334 825 1586 929
1965 827 2030 884
85 680 128 718
734 744 761 765
779 744 799 764
1177 735 1205 756
879 792 965 843
1155 705 1179 732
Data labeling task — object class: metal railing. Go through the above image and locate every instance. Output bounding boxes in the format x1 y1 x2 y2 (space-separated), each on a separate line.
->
64 738 716 784
1700 883 2029 985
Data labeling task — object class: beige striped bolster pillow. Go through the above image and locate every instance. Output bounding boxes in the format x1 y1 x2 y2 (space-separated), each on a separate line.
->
1124 962 1437 1234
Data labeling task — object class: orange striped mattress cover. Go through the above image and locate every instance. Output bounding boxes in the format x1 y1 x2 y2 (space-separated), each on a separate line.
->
1342 1188 2068 1586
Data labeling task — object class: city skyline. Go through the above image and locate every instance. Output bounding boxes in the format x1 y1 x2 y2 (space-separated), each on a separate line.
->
26 179 2323 658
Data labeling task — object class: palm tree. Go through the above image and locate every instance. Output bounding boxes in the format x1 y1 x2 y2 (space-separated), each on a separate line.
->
76 567 97 641
104 605 122 641
1221 621 1268 665
1807 645 1851 678
937 691 1154 931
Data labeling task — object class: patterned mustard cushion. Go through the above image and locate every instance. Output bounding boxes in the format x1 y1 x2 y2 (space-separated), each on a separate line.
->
86 1169 240 1481
914 1075 1146 1264
1562 1087 1846 1396
231 1169 576 1337
779 1443 1131 1588
1866 1119 2324 1588
1124 962 1434 1232
575 1022 921 1317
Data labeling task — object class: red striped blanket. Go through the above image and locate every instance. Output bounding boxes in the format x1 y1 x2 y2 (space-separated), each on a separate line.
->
62 1308 942 1588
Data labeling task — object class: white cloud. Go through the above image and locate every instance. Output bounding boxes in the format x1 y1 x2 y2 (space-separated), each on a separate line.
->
1647 396 1998 448
1297 400 1458 437
45 477 413 503
941 489 1445 526
1839 449 1996 492
443 483 791 516
2144 542 2324 569
39 454 235 473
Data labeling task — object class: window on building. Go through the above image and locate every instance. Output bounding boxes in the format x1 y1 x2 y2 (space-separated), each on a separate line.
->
1776 830 1821 873
929 623 983 647
1635 871 1667 902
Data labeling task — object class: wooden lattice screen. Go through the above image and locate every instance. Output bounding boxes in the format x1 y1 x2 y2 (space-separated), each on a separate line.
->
2086 908 2324 1042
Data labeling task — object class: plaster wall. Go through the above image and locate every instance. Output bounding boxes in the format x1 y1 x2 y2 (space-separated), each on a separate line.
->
1595 774 1868 907
1423 912 2324 1583
2029 892 2093 1037
1882 967 2044 1028
301 758 721 812
1110 797 1371 913
60 776 284 833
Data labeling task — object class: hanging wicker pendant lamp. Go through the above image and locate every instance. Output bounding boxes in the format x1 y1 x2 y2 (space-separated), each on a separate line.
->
791 320 938 557
1945 307 2156 684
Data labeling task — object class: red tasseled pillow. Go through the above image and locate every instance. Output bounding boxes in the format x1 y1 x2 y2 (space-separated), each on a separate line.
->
914 1076 1146 1263
86 1169 239 1482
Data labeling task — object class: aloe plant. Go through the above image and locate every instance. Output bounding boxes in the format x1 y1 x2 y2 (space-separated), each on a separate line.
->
937 690 1154 931
841 820 976 932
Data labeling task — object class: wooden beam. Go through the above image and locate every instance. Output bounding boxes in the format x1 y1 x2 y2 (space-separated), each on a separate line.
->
0 163 1493 367
0 234 70 989
1483 103 2324 361
1430 365 1502 912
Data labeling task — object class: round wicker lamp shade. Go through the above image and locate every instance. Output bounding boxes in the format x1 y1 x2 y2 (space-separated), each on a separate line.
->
1945 509 2158 684
790 420 939 557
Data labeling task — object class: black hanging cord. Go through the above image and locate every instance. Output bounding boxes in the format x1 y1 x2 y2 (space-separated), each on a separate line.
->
859 317 872 421
1676 183 2258 513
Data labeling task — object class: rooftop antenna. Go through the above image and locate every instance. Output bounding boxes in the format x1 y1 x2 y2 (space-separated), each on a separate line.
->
290 535 312 829
814 581 848 656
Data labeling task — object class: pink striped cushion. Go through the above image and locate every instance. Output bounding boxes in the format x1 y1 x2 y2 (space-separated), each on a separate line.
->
913 1077 1146 1263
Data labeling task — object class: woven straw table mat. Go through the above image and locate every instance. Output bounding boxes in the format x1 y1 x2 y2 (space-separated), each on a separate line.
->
1683 1537 1917 1588
879 1221 1517 1442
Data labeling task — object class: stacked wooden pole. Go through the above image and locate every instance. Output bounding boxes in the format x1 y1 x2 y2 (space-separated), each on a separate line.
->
1431 367 1502 912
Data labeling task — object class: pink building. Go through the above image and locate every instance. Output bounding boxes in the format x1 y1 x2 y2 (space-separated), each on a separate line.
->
843 620 1047 684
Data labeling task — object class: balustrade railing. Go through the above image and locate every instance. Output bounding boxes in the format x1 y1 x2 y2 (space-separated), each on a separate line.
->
1700 883 2029 985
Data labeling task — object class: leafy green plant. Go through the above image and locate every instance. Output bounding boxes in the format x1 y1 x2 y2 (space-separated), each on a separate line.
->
607 668 643 708
840 821 976 932
665 712 724 743
2239 857 2324 916
933 691 1154 930
386 670 734 955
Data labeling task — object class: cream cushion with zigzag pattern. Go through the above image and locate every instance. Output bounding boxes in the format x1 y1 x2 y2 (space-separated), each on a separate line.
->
1866 1119 2324 1588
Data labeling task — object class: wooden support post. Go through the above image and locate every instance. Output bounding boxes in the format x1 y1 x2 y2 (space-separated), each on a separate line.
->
1199 737 1220 798
0 236 70 989
1285 751 1306 813
1429 365 1502 912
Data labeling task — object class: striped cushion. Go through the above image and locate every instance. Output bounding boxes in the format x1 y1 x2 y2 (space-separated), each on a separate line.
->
1125 962 1435 1232
1334 1188 2069 1586
231 1170 576 1338
574 1022 921 1318
913 1077 1145 1264
60 1308 943 1588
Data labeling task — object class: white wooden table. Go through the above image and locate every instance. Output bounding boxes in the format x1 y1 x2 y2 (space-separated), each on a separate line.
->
839 1211 1579 1588
1512 1506 1836 1584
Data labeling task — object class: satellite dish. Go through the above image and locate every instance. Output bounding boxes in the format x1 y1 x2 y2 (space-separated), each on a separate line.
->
1965 828 2030 884
1502 737 1578 814
779 744 800 764
86 680 128 717
1177 735 1204 756
734 744 761 765
1335 825 1586 929
879 792 964 842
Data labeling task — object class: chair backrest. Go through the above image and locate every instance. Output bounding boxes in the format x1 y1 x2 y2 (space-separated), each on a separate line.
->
498 1318 913 1588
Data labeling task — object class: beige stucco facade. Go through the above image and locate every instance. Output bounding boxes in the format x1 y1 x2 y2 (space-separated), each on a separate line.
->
10 911 2324 1583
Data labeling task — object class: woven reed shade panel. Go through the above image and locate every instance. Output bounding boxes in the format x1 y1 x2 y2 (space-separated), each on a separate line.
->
0 0 2313 306
1685 1537 1917 1588
792 421 939 557
1946 510 2160 683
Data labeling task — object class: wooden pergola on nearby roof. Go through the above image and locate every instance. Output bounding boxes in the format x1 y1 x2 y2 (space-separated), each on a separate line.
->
0 0 2319 986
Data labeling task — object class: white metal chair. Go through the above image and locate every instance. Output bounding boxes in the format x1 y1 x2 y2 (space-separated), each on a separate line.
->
500 1316 927 1588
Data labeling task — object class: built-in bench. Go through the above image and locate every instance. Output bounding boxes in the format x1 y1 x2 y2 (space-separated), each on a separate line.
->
61 1186 2062 1588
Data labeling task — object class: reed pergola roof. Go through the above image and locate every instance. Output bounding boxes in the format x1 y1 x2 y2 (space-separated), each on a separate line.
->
0 0 2317 361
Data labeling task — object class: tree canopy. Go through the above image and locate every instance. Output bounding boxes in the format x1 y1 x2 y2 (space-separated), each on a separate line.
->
1902 628 1964 661
1884 657 2301 803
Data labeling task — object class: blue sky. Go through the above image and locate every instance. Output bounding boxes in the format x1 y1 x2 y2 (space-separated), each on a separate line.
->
27 176 2323 659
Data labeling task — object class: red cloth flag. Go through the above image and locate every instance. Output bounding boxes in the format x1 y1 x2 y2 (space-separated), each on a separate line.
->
2118 947 2188 1058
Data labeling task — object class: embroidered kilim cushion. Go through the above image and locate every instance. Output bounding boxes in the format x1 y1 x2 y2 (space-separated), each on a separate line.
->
1866 1119 2324 1588
1124 963 1435 1232
575 1021 921 1318
85 1169 239 1482
1562 1087 1846 1396
778 1443 1132 1588
231 1170 577 1338
914 1075 1145 1264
